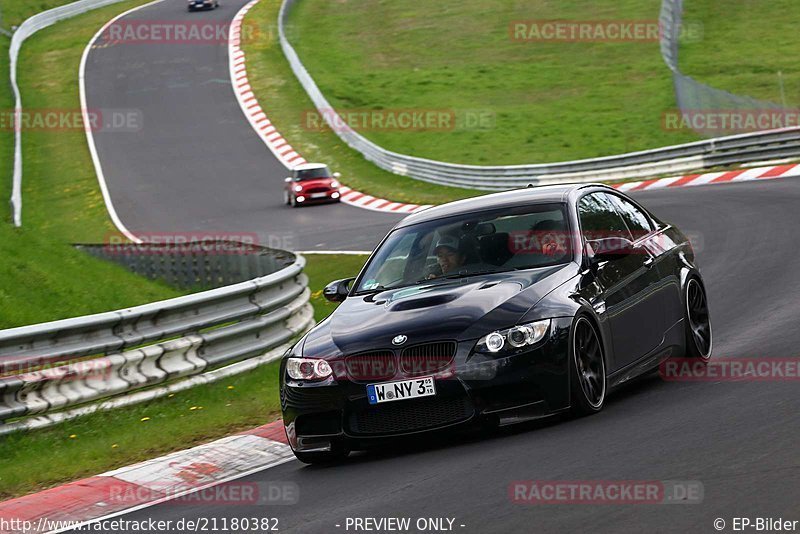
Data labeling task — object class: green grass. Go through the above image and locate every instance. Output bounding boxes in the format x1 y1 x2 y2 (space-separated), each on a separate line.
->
242 0 481 206
285 0 699 167
0 1 370 501
0 0 85 224
271 0 800 171
0 224 183 329
303 253 368 322
0 0 190 330
0 363 284 500
13 0 159 241
0 253 367 499
680 0 800 107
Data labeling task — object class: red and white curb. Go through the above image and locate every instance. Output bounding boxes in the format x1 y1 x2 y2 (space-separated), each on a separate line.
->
337 186 432 213
610 163 800 192
230 2 800 211
228 0 431 215
0 421 292 533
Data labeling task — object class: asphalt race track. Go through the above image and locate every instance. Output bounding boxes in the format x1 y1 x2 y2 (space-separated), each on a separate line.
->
82 1 800 533
84 179 799 533
84 0 403 251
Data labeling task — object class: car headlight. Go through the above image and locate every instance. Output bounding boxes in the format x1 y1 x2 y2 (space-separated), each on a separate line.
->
294 185 303 192
286 357 332 380
475 319 551 355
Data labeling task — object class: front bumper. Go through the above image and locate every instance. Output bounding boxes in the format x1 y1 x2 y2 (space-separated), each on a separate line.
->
280 317 572 452
296 190 340 204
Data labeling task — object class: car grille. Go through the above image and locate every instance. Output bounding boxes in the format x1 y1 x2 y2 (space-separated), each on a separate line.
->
400 342 457 376
304 187 329 194
345 351 396 382
348 397 474 435
282 385 343 412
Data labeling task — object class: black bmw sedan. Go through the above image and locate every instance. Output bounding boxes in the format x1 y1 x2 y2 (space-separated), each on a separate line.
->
280 184 712 463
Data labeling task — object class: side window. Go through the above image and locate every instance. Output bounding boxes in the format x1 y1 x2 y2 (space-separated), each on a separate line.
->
577 193 632 242
607 195 653 240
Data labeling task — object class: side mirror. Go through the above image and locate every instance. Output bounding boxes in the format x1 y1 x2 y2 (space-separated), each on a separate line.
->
323 278 355 303
586 237 635 265
332 172 342 179
284 177 292 183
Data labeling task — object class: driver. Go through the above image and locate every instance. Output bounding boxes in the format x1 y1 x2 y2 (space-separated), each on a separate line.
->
429 235 466 277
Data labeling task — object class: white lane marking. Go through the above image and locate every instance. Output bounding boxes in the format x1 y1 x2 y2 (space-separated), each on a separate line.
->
80 0 169 244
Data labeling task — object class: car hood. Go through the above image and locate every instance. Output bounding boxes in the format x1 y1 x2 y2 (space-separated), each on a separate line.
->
296 178 334 188
302 263 577 357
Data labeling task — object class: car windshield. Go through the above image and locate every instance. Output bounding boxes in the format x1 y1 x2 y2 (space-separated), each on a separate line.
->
354 203 572 293
295 167 331 180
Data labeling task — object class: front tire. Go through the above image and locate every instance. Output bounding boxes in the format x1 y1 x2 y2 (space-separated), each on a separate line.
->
569 316 606 416
684 278 712 360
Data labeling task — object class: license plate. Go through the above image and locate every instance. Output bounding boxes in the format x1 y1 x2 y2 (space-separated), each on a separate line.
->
367 377 435 405
310 192 327 199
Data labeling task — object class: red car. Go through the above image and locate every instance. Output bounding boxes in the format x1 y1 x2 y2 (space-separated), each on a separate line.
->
283 164 342 208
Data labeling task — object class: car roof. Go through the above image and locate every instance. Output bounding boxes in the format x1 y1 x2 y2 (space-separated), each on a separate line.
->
293 163 329 171
396 183 611 227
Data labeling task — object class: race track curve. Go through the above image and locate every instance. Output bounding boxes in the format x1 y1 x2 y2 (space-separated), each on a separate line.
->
81 1 800 532
84 0 402 252
82 182 800 533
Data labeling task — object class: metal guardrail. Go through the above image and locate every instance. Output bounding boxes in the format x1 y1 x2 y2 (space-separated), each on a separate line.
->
76 242 297 289
9 0 136 227
0 253 313 435
278 0 800 190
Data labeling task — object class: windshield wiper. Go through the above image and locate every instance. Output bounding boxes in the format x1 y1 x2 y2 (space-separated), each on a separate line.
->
356 271 508 295
353 285 389 296
440 268 509 280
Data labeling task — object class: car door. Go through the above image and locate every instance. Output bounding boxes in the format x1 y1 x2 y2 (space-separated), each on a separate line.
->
577 192 666 370
606 193 684 333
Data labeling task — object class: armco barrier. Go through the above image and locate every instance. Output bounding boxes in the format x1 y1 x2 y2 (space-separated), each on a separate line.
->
9 0 145 227
0 253 313 435
278 0 800 190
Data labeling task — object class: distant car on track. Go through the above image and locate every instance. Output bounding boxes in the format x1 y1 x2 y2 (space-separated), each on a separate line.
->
187 0 219 11
283 163 342 207
279 183 713 464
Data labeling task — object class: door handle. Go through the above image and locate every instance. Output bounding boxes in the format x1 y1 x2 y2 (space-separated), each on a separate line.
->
643 257 655 268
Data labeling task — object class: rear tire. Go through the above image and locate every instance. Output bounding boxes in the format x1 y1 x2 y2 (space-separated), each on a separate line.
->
684 278 712 360
569 316 606 416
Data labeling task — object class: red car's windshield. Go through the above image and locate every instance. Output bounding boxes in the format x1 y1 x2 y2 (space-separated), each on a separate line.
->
294 167 331 181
